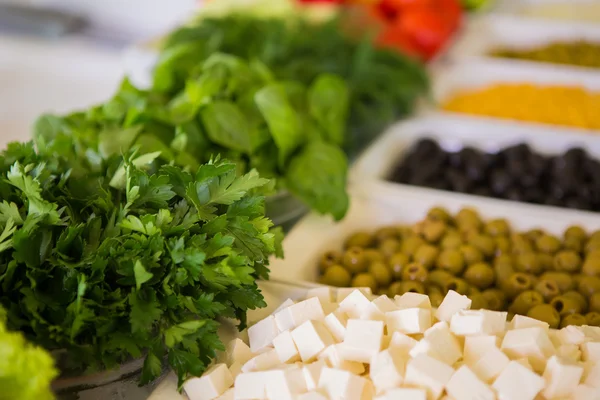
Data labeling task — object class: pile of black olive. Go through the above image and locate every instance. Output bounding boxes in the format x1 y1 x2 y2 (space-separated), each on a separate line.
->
389 138 600 211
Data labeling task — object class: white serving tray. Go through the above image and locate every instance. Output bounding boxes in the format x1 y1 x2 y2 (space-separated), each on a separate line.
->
268 186 600 284
450 14 600 68
495 0 600 23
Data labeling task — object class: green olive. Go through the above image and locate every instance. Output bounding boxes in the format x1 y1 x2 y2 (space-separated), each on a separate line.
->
582 257 600 277
553 251 582 273
440 233 463 250
369 262 392 287
510 290 544 316
495 236 512 255
320 250 342 273
397 225 413 239
541 272 575 292
564 225 587 241
401 262 428 283
481 288 507 311
573 274 585 287
389 253 410 280
456 208 481 230
464 262 495 290
585 238 600 254
495 261 516 286
515 252 543 275
400 236 425 258
468 286 480 296
427 207 452 223
413 244 439 270
398 281 426 295
429 269 454 288
526 228 545 243
589 230 600 243
343 247 368 274
551 295 583 317
563 236 583 253
470 234 496 258
374 226 398 244
578 276 600 297
421 219 447 243
590 293 600 313
560 313 587 328
494 254 514 267
470 293 489 310
437 249 465 275
345 232 374 249
563 291 588 314
527 304 560 329
322 265 352 287
484 218 510 237
363 249 385 265
503 273 534 299
351 273 378 293
511 234 534 254
429 292 444 308
534 279 561 302
442 277 470 295
460 244 484 265
379 238 401 259
538 253 554 272
536 234 562 254
387 282 403 297
585 312 600 327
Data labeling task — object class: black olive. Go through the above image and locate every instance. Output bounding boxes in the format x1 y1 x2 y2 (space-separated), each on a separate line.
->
565 197 591 210
505 187 525 201
490 169 513 194
471 186 493 197
564 147 587 165
446 169 471 193
519 172 539 188
524 187 545 203
545 197 564 207
506 158 527 176
415 138 441 156
502 143 531 161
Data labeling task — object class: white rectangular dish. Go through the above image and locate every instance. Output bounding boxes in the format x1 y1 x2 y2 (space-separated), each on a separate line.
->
268 187 600 284
450 14 600 67
495 0 600 23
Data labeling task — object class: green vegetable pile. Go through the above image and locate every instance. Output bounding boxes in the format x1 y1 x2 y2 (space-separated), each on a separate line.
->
0 140 281 388
0 305 58 400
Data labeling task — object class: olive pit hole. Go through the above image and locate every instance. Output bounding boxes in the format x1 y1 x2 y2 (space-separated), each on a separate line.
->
553 300 564 312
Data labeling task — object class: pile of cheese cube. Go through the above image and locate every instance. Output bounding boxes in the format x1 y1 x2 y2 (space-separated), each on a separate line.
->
183 288 600 400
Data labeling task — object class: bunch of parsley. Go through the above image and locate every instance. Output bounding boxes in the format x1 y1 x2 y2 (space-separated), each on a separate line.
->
0 140 281 387
35 52 350 221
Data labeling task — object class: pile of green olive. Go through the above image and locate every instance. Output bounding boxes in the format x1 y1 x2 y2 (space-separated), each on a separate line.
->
318 207 600 329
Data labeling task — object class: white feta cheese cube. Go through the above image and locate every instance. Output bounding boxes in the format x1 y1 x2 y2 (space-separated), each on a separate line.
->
362 380 375 400
184 363 233 400
556 325 586 346
404 354 455 400
581 326 600 341
370 348 406 394
492 361 545 400
463 335 500 366
556 343 582 362
581 342 600 362
374 388 427 400
215 388 234 400
584 361 600 388
273 330 301 363
410 322 462 366
248 316 280 353
337 287 372 302
435 291 472 322
542 355 584 399
275 297 326 332
324 311 348 342
362 296 398 321
306 287 334 304
501 327 556 373
573 384 600 400
509 314 550 330
241 349 280 373
446 365 495 400
386 308 432 335
339 290 372 319
274 298 296 314
225 338 253 366
229 362 243 379
515 358 534 371
292 320 336 362
450 310 507 336
303 359 327 391
234 371 268 399
395 293 432 310
470 347 510 383
318 367 367 400
318 344 365 375
296 391 329 400
388 331 418 357
264 368 307 400
342 319 384 363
